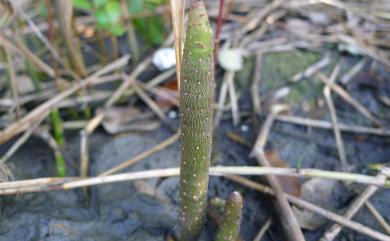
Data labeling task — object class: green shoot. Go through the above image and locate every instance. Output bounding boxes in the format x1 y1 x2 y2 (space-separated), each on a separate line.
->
177 1 214 240
215 191 243 241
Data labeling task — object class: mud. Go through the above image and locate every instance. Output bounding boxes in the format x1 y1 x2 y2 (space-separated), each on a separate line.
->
0 50 389 241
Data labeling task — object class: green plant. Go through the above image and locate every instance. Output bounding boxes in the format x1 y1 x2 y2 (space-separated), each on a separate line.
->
72 0 166 43
127 0 166 46
0 47 10 86
73 0 126 36
54 151 67 177
50 108 67 177
51 108 65 147
177 1 214 240
73 0 165 62
215 191 243 241
56 1 88 77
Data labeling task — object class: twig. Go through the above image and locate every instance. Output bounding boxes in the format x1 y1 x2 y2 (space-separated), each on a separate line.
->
78 58 148 174
0 111 49 163
4 47 20 119
145 68 176 88
337 34 390 70
274 115 390 136
366 201 390 235
227 175 390 241
292 52 331 82
320 175 384 241
16 6 171 35
99 131 180 176
44 0 60 88
0 55 130 145
253 218 272 241
0 2 13 32
212 166 390 188
214 0 224 58
36 128 67 176
213 0 233 65
1 167 388 240
106 57 152 107
57 91 113 108
80 130 88 178
147 85 179 107
66 68 170 110
239 22 268 49
130 78 169 124
1 166 389 193
239 9 287 49
17 7 63 64
251 52 262 114
78 57 155 177
66 168 180 189
214 71 230 126
169 0 185 88
62 120 87 129
251 106 306 241
227 70 240 125
340 58 366 84
0 162 13 182
56 0 87 77
120 0 140 62
110 36 119 61
317 72 381 126
380 167 390 178
246 37 289 53
0 34 55 77
288 194 390 241
241 0 285 33
323 63 348 171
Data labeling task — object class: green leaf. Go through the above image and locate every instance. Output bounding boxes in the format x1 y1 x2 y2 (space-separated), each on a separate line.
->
95 8 110 28
127 0 165 45
105 1 122 23
110 24 126 36
40 0 47 18
92 0 108 7
145 0 165 5
72 0 92 10
148 18 164 45
128 0 144 14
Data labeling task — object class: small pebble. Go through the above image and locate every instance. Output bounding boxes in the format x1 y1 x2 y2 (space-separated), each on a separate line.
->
240 124 249 132
168 111 177 119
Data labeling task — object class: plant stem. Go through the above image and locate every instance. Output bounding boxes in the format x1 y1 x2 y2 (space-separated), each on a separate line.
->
54 151 67 177
45 0 61 89
121 0 140 63
215 191 243 241
51 107 65 147
55 0 87 77
96 31 107 64
4 48 20 120
50 108 67 180
37 128 67 177
15 18 43 91
177 1 214 240
0 166 389 195
213 0 224 65
0 55 130 145
110 35 119 61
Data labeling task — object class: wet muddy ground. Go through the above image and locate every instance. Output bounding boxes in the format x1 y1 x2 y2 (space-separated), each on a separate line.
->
0 49 389 241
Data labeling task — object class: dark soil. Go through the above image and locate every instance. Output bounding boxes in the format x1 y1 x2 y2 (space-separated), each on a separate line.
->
0 50 389 241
